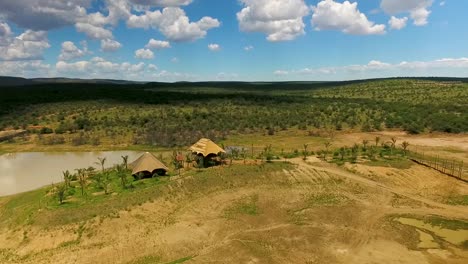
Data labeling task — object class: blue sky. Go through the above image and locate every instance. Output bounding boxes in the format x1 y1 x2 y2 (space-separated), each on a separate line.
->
0 0 467 81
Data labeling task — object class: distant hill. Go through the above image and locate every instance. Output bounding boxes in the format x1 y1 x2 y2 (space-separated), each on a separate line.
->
0 76 144 87
1 75 467 88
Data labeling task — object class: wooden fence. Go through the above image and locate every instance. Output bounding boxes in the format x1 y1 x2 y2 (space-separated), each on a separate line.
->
409 151 466 181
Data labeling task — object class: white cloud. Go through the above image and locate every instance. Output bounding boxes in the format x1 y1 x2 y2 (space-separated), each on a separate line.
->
101 39 122 52
0 0 90 31
388 16 408 30
279 57 468 80
237 0 309 42
244 45 254 51
56 57 149 79
381 0 433 26
148 64 158 71
171 57 179 63
208 43 220 51
311 0 386 35
135 48 154 59
145 39 171 49
0 30 50 61
0 60 50 77
129 0 192 6
274 70 289 76
0 22 12 44
127 7 220 42
58 41 89 61
440 1 445 6
75 22 114 40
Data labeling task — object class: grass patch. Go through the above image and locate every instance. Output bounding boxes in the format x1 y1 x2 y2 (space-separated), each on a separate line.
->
305 193 348 207
422 215 468 230
127 255 162 264
1 162 290 228
164 256 194 264
224 194 260 219
445 195 468 206
363 158 413 169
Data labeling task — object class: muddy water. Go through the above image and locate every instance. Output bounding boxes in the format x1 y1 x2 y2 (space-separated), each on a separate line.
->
0 151 143 196
396 217 468 246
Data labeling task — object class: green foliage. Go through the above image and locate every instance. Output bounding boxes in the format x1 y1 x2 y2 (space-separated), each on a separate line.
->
55 184 66 204
445 195 468 206
0 78 466 149
224 194 259 218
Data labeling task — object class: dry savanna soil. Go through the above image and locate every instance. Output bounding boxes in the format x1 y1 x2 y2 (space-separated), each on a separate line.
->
1 136 467 264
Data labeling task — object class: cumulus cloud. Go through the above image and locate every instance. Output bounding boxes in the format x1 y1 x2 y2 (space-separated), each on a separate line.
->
381 0 433 26
101 39 122 52
208 43 220 51
274 70 289 76
56 57 149 78
0 0 90 31
0 60 51 77
129 0 192 6
135 48 154 59
277 57 468 79
311 0 386 35
127 7 220 42
145 39 171 49
75 22 114 40
0 22 12 44
58 41 89 61
388 16 408 30
237 0 309 42
0 30 50 61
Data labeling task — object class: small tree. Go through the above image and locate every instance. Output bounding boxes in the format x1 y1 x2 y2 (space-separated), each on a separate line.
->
101 171 112 195
401 141 410 156
76 168 87 196
302 144 309 161
121 155 129 170
96 157 107 171
374 136 380 147
323 141 332 160
390 137 397 156
56 183 67 204
116 164 127 189
62 170 72 190
362 140 369 152
339 147 346 161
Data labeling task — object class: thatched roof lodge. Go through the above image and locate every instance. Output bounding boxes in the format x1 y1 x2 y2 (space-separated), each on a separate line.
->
189 138 225 157
129 152 169 177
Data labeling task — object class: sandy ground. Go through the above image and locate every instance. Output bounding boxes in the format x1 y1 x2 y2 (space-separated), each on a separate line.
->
336 131 468 162
0 156 467 264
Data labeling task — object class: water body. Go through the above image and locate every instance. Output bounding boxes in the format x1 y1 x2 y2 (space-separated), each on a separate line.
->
0 151 143 197
396 217 468 246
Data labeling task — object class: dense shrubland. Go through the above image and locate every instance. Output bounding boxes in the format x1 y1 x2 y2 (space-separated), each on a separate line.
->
0 78 466 147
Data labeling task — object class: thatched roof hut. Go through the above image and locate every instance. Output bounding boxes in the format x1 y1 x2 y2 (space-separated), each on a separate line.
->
189 138 225 157
129 152 169 176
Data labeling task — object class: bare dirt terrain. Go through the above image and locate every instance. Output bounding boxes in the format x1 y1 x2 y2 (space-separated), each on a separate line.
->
1 156 467 264
337 131 468 161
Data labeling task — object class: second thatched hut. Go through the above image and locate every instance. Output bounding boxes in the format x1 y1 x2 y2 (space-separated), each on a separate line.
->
189 138 225 167
129 152 169 178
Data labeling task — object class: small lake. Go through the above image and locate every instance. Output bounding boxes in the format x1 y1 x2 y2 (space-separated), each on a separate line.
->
0 151 143 197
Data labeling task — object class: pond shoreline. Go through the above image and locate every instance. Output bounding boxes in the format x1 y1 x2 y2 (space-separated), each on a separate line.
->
0 151 145 197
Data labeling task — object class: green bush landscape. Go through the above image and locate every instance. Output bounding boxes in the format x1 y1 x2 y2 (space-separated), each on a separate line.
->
1 78 466 149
